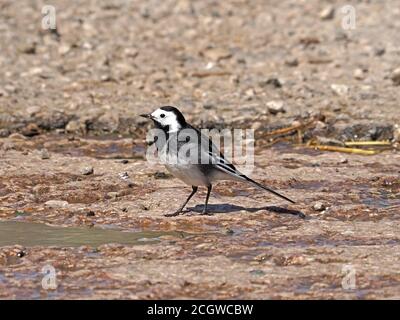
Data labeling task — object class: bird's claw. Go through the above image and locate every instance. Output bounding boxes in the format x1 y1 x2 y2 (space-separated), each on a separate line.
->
164 211 181 217
201 211 213 216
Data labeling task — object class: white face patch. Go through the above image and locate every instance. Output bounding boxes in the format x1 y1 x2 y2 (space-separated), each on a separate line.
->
151 108 181 132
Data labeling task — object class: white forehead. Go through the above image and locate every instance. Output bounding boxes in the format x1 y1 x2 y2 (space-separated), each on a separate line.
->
151 108 175 118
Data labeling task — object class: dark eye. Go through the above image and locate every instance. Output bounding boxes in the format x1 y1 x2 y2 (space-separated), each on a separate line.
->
160 114 165 118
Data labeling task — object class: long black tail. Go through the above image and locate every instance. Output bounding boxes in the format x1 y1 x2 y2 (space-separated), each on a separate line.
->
244 176 296 204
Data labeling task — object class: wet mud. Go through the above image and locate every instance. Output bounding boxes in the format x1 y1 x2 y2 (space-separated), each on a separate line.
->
0 135 399 299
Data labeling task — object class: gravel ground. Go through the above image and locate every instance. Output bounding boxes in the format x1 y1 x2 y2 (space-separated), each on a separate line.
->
1 0 399 137
0 0 399 299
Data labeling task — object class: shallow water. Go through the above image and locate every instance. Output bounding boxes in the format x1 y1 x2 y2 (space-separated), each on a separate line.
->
0 221 185 247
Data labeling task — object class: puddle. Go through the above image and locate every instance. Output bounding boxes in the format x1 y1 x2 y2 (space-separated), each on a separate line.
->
359 186 400 209
0 221 186 247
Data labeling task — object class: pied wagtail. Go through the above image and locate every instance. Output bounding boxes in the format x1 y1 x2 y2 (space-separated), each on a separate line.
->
141 106 295 217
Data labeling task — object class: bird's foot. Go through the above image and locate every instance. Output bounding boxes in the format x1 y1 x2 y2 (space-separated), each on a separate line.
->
164 208 192 217
200 210 213 216
164 211 181 217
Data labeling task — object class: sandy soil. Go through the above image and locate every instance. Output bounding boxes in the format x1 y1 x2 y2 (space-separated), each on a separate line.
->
0 0 399 299
0 135 399 299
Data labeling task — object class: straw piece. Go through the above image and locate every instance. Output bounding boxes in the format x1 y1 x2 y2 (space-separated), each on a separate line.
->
344 141 392 147
264 119 315 137
310 145 379 155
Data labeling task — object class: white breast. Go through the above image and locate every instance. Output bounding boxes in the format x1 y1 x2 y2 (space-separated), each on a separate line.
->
165 163 209 186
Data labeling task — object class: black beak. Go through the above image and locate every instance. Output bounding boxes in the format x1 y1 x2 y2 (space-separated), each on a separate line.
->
140 114 152 119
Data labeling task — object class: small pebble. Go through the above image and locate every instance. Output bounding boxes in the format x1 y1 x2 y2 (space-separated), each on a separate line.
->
0 129 10 137
229 75 240 84
223 228 234 235
80 166 94 175
391 68 400 86
86 211 95 217
259 78 282 88
19 42 36 54
40 148 50 160
374 47 385 56
353 68 365 80
58 44 71 55
17 251 26 258
245 88 256 97
319 6 335 20
45 200 69 208
107 192 119 199
251 121 263 130
65 120 81 133
254 253 269 262
119 172 129 180
154 171 171 179
203 103 214 110
312 202 327 212
331 84 349 96
21 123 40 137
266 101 286 115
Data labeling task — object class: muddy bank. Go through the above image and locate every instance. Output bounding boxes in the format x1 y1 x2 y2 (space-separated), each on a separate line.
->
0 135 399 299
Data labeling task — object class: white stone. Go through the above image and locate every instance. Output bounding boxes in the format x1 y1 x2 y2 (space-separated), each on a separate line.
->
45 200 69 208
331 84 349 96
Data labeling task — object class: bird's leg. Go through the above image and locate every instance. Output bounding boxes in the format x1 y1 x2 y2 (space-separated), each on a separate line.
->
201 185 213 215
165 186 198 217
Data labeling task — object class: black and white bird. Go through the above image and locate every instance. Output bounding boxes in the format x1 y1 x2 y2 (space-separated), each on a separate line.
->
141 106 295 217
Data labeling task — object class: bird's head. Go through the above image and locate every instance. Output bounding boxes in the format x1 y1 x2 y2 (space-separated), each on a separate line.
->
140 106 186 132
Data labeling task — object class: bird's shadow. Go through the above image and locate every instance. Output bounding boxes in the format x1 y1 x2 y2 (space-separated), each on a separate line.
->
187 204 306 219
